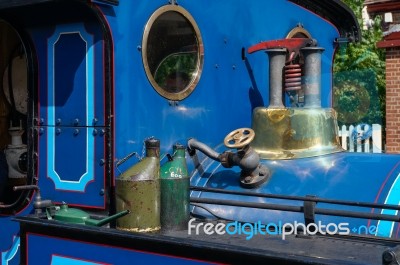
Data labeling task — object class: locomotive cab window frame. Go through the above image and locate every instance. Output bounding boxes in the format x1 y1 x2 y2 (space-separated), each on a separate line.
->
142 5 204 101
0 19 32 213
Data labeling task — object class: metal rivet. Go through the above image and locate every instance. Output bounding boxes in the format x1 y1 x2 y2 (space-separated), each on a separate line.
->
39 128 44 135
56 118 61 125
93 129 98 136
168 100 178 107
92 118 98 126
73 129 79 135
73 119 79 126
99 159 105 166
56 128 62 135
100 129 106 136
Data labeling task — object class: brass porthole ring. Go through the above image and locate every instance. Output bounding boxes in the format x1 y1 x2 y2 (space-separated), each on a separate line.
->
142 5 204 101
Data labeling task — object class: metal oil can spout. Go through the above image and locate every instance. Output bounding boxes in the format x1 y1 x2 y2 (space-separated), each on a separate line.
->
85 209 130 227
51 203 130 226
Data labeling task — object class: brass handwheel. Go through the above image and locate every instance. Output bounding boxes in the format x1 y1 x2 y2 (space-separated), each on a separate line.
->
224 128 255 149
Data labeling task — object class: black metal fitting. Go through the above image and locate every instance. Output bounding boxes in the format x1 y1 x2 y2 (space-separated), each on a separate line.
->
383 246 400 265
187 138 271 188
13 185 52 216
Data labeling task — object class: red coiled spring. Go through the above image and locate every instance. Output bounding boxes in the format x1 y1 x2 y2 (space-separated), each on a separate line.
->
284 64 302 91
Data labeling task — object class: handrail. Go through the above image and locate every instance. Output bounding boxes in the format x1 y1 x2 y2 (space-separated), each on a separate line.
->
190 197 400 222
190 186 400 222
190 186 400 211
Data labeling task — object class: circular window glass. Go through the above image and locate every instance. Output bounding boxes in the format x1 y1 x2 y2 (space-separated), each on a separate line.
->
142 5 203 101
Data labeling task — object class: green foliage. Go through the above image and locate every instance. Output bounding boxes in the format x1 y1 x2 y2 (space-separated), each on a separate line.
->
154 52 197 89
333 0 385 126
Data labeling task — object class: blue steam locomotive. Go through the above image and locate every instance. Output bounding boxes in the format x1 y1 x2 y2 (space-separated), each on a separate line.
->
0 0 399 264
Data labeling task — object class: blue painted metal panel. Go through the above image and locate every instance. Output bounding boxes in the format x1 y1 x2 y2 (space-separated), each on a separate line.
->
189 151 400 238
51 31 88 126
1 236 20 265
38 126 105 207
26 234 214 265
47 23 96 127
98 0 400 240
0 206 32 265
0 17 108 264
29 22 106 208
105 0 339 173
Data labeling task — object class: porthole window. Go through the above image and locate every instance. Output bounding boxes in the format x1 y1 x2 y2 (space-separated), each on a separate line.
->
142 5 204 101
286 26 311 39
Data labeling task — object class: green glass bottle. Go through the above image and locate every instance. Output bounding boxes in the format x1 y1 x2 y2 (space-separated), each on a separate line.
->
116 138 160 232
160 143 189 230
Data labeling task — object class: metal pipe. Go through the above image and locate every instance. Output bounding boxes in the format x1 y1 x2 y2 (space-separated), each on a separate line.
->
13 184 52 212
266 48 286 108
187 138 221 161
301 47 324 108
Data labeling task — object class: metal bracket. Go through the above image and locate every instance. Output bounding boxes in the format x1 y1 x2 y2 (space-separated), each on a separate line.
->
303 195 316 226
334 37 351 45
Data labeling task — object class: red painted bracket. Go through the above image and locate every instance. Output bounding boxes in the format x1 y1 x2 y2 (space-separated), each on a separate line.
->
248 38 314 53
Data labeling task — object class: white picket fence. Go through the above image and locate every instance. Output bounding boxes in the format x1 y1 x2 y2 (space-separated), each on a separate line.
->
338 124 382 153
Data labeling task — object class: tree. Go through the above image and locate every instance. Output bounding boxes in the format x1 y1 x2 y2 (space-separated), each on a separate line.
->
333 0 385 127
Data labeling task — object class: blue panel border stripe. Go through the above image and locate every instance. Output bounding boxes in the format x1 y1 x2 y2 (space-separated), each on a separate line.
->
47 23 95 192
376 172 400 237
1 236 20 265
51 255 107 265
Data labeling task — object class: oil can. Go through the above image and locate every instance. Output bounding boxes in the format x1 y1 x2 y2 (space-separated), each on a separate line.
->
160 143 189 230
116 138 161 232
